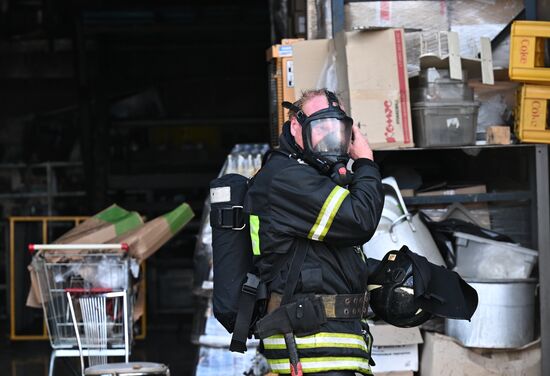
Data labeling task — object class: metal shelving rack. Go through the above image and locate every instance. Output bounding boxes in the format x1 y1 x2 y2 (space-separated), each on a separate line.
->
0 162 85 215
326 1 549 370
375 143 549 374
0 162 85 322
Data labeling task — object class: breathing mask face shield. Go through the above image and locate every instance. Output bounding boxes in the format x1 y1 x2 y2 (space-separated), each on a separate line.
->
304 117 352 165
283 90 354 176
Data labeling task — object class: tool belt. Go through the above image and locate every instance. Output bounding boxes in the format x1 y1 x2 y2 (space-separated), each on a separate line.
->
256 292 369 339
268 292 369 319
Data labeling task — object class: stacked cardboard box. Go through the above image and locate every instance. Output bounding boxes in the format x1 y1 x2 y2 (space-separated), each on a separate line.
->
370 323 423 376
421 332 541 376
292 28 414 150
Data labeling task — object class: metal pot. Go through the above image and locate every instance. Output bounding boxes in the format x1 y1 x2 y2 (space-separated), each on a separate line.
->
445 278 537 348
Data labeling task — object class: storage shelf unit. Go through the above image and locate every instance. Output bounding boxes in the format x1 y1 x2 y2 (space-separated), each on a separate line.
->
0 161 85 215
404 191 532 205
374 143 549 375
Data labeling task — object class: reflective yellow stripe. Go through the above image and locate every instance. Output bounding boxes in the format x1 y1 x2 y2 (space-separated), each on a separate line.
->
264 332 367 351
267 356 372 375
308 186 349 241
250 215 260 255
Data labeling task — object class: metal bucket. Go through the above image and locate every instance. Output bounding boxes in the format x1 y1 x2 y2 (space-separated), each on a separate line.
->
445 278 537 348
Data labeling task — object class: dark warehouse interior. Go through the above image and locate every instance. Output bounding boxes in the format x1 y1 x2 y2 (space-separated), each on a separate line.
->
2 1 550 376
1 1 271 375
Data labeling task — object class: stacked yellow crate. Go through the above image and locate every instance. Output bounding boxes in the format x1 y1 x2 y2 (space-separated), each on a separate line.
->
509 21 550 143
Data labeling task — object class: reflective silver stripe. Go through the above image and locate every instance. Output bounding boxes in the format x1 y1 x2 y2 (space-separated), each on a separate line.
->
308 186 350 241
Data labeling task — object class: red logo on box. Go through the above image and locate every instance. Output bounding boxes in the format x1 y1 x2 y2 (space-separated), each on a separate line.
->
384 100 396 143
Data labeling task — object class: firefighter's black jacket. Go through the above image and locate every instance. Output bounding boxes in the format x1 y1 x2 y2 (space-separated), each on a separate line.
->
245 123 384 375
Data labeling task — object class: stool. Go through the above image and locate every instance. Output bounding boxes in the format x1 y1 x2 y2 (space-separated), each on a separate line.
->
84 362 170 376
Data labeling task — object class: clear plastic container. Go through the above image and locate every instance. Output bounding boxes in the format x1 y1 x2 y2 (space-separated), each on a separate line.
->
411 101 480 147
412 68 473 103
411 84 474 103
418 68 468 85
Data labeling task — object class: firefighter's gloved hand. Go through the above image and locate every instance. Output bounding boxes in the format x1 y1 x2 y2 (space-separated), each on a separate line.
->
349 125 373 161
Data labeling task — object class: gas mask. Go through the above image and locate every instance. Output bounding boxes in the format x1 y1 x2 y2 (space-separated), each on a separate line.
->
283 90 354 185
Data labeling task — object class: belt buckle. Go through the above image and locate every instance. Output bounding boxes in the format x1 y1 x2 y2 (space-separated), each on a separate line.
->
218 205 246 230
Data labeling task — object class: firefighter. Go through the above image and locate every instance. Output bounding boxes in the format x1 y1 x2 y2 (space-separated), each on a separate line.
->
246 89 384 375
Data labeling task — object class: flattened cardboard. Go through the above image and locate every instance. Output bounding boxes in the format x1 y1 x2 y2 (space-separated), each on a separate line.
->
338 29 413 149
370 323 423 346
293 38 333 96
26 204 144 308
112 203 194 262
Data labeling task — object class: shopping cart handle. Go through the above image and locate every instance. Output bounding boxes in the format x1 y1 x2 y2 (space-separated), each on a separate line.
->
28 243 129 254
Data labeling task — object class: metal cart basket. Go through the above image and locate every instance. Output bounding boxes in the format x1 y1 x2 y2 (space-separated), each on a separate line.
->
29 243 134 376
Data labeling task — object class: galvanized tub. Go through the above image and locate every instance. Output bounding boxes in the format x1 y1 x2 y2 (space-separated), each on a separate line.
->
445 278 537 348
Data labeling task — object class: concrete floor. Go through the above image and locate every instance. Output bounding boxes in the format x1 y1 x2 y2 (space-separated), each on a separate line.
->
0 317 199 376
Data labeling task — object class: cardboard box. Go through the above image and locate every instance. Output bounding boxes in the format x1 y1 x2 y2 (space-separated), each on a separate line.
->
486 126 511 145
421 332 541 376
293 29 414 150
369 324 423 373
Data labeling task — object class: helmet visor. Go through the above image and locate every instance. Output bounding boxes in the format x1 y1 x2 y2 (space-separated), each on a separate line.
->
305 118 352 159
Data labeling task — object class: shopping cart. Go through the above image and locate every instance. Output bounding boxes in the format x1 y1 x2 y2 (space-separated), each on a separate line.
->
29 243 134 376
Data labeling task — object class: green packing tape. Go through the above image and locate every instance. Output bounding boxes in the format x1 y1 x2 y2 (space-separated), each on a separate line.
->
114 212 143 236
163 203 195 234
95 205 143 236
95 205 131 223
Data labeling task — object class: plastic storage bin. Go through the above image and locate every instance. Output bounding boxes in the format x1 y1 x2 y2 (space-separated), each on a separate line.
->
515 84 550 143
412 68 473 103
453 232 538 279
509 20 550 84
411 101 479 147
411 85 474 103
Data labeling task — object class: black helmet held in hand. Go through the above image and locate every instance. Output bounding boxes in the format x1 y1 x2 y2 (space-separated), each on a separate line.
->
368 248 432 327
367 245 478 328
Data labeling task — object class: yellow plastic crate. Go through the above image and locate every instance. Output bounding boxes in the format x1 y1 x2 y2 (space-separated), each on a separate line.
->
509 21 550 84
515 84 550 143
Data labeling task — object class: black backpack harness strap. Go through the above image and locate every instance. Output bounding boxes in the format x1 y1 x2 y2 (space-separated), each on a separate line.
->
230 237 309 353
230 273 266 353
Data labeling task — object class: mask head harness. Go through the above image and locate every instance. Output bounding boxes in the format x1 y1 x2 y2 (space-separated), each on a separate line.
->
282 90 354 185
